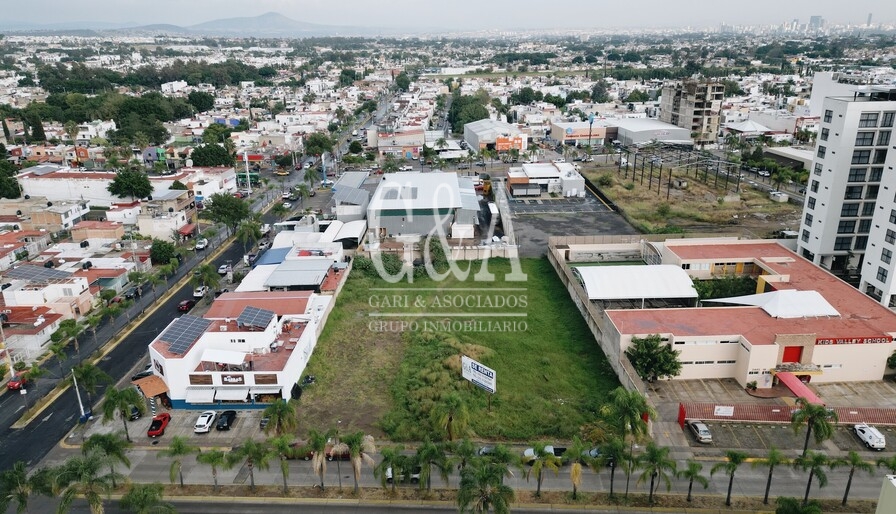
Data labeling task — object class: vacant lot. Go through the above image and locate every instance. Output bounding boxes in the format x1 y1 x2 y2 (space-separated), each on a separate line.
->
582 164 803 237
296 257 619 442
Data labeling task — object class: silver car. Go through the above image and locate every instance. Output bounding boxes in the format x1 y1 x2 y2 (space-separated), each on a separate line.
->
193 410 216 433
688 420 713 443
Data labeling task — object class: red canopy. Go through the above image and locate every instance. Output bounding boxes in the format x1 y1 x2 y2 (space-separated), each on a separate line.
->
776 371 824 405
178 223 196 236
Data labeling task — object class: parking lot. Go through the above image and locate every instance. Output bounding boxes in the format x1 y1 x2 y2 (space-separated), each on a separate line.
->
508 190 611 215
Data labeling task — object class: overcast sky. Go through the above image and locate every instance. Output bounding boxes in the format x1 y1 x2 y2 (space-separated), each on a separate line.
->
4 0 892 30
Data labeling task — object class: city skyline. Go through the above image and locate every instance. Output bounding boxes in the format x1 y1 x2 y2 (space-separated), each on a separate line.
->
1 0 892 32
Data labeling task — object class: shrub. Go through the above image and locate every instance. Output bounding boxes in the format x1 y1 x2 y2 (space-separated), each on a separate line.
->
596 173 614 187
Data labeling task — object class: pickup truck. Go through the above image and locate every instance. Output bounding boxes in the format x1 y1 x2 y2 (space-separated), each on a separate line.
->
522 445 568 464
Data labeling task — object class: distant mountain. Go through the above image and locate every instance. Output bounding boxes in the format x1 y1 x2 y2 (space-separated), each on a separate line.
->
0 20 136 31
187 12 324 35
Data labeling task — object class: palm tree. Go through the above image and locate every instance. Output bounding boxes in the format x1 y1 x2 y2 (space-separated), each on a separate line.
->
711 450 749 507
271 203 289 220
753 447 789 504
435 137 448 152
563 436 590 500
83 313 104 346
227 438 274 492
416 438 450 491
195 449 227 492
261 398 298 436
831 450 873 506
598 436 626 498
676 460 708 502
877 455 896 474
431 392 469 441
56 448 122 514
83 433 132 489
790 397 838 456
457 461 515 514
374 445 405 492
157 436 199 488
294 183 311 206
524 442 561 498
73 362 112 407
189 263 220 293
449 439 478 473
603 387 655 440
269 435 293 495
236 219 262 255
0 461 41 514
303 167 318 188
337 431 376 494
99 386 144 443
307 428 330 489
636 442 676 504
119 483 175 514
48 341 68 377
793 451 829 507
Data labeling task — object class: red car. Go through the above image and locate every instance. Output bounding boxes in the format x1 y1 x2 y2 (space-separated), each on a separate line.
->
7 373 27 390
147 413 171 437
178 299 196 312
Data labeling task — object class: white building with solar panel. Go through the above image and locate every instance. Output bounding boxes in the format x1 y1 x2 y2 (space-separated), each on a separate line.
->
146 292 333 408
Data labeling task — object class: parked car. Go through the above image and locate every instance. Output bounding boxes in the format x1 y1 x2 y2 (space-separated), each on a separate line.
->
177 299 196 312
282 191 292 199
475 162 486 167
477 445 496 456
123 286 139 300
398 165 413 171
147 413 171 437
216 410 237 431
127 405 142 421
522 445 567 464
214 288 229 297
193 286 209 298
194 238 209 251
385 466 422 484
194 410 217 433
7 373 27 390
218 264 231 275
326 438 350 461
282 202 292 209
854 423 886 450
688 420 713 443
131 363 153 381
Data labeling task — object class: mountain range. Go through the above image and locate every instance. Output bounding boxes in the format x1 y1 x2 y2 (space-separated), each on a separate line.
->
0 12 402 37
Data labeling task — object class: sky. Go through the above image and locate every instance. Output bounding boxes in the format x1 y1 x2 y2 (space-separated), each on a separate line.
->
3 0 892 30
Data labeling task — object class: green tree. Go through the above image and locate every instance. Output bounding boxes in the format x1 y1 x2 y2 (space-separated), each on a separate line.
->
636 442 676 504
374 445 405 492
877 455 896 474
189 263 220 292
790 397 838 456
792 451 829 506
195 449 227 492
119 483 176 514
187 91 215 113
753 447 790 505
348 140 363 154
83 433 132 489
73 362 113 406
261 398 298 436
602 387 656 439
157 436 199 488
395 72 411 92
203 192 250 236
236 218 262 255
624 334 682 383
107 169 153 201
305 132 334 158
457 461 514 514
592 80 610 103
200 123 231 146
100 385 145 442
48 340 68 377
598 436 627 498
27 115 46 142
226 439 274 492
190 143 234 167
449 439 478 474
149 239 177 266
711 450 749 507
56 448 122 514
831 450 873 506
431 392 470 442
677 460 709 502
268 435 293 496
170 180 187 190
415 439 450 491
0 461 42 514
524 442 561 498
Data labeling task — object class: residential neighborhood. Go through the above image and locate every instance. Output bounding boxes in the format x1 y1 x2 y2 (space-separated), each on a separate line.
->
1 6 896 513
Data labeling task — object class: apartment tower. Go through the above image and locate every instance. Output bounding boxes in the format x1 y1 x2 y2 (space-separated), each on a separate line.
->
659 79 724 147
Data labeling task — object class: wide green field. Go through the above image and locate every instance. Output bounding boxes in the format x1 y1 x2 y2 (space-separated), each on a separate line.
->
297 257 619 442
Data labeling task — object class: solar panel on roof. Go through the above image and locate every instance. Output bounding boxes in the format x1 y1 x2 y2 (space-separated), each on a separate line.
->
236 306 275 329
161 315 213 355
5 265 71 281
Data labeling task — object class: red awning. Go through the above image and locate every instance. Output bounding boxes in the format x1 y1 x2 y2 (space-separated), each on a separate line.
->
776 371 824 405
178 223 196 236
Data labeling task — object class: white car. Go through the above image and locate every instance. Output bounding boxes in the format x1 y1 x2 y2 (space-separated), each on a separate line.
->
282 202 292 209
282 191 291 199
194 411 216 433
193 286 209 298
398 165 413 171
194 238 208 251
854 423 886 450
217 264 231 275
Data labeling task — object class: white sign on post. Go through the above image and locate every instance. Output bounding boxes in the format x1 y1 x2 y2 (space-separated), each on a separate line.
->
461 355 496 394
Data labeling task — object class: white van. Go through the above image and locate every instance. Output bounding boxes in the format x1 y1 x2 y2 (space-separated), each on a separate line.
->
854 423 886 450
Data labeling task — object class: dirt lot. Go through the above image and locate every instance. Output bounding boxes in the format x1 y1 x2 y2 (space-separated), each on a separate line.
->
581 164 804 238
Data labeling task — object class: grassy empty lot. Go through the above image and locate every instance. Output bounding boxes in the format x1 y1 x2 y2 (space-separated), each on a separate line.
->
297 257 619 442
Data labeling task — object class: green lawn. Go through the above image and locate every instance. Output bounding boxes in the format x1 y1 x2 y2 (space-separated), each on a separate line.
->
298 257 618 442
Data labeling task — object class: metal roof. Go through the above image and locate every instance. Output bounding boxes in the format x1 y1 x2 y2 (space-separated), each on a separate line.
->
575 265 698 301
161 315 213 355
334 220 368 241
264 260 331 288
333 186 369 206
334 172 368 189
703 290 840 319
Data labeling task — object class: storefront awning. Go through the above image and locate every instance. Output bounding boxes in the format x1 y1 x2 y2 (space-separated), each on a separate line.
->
185 387 216 404
775 371 824 405
178 223 196 236
132 375 168 398
250 386 282 396
215 387 250 401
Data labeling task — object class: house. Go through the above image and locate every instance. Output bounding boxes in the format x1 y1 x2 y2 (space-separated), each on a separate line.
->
1 264 94 319
0 306 63 365
71 220 126 242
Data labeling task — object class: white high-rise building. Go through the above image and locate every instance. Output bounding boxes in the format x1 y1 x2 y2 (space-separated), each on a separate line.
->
797 85 896 306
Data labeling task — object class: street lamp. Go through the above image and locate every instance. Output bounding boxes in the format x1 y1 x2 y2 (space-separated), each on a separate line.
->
587 113 595 156
335 419 343 490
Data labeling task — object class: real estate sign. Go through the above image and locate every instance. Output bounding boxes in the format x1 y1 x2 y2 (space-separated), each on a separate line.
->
461 355 496 394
